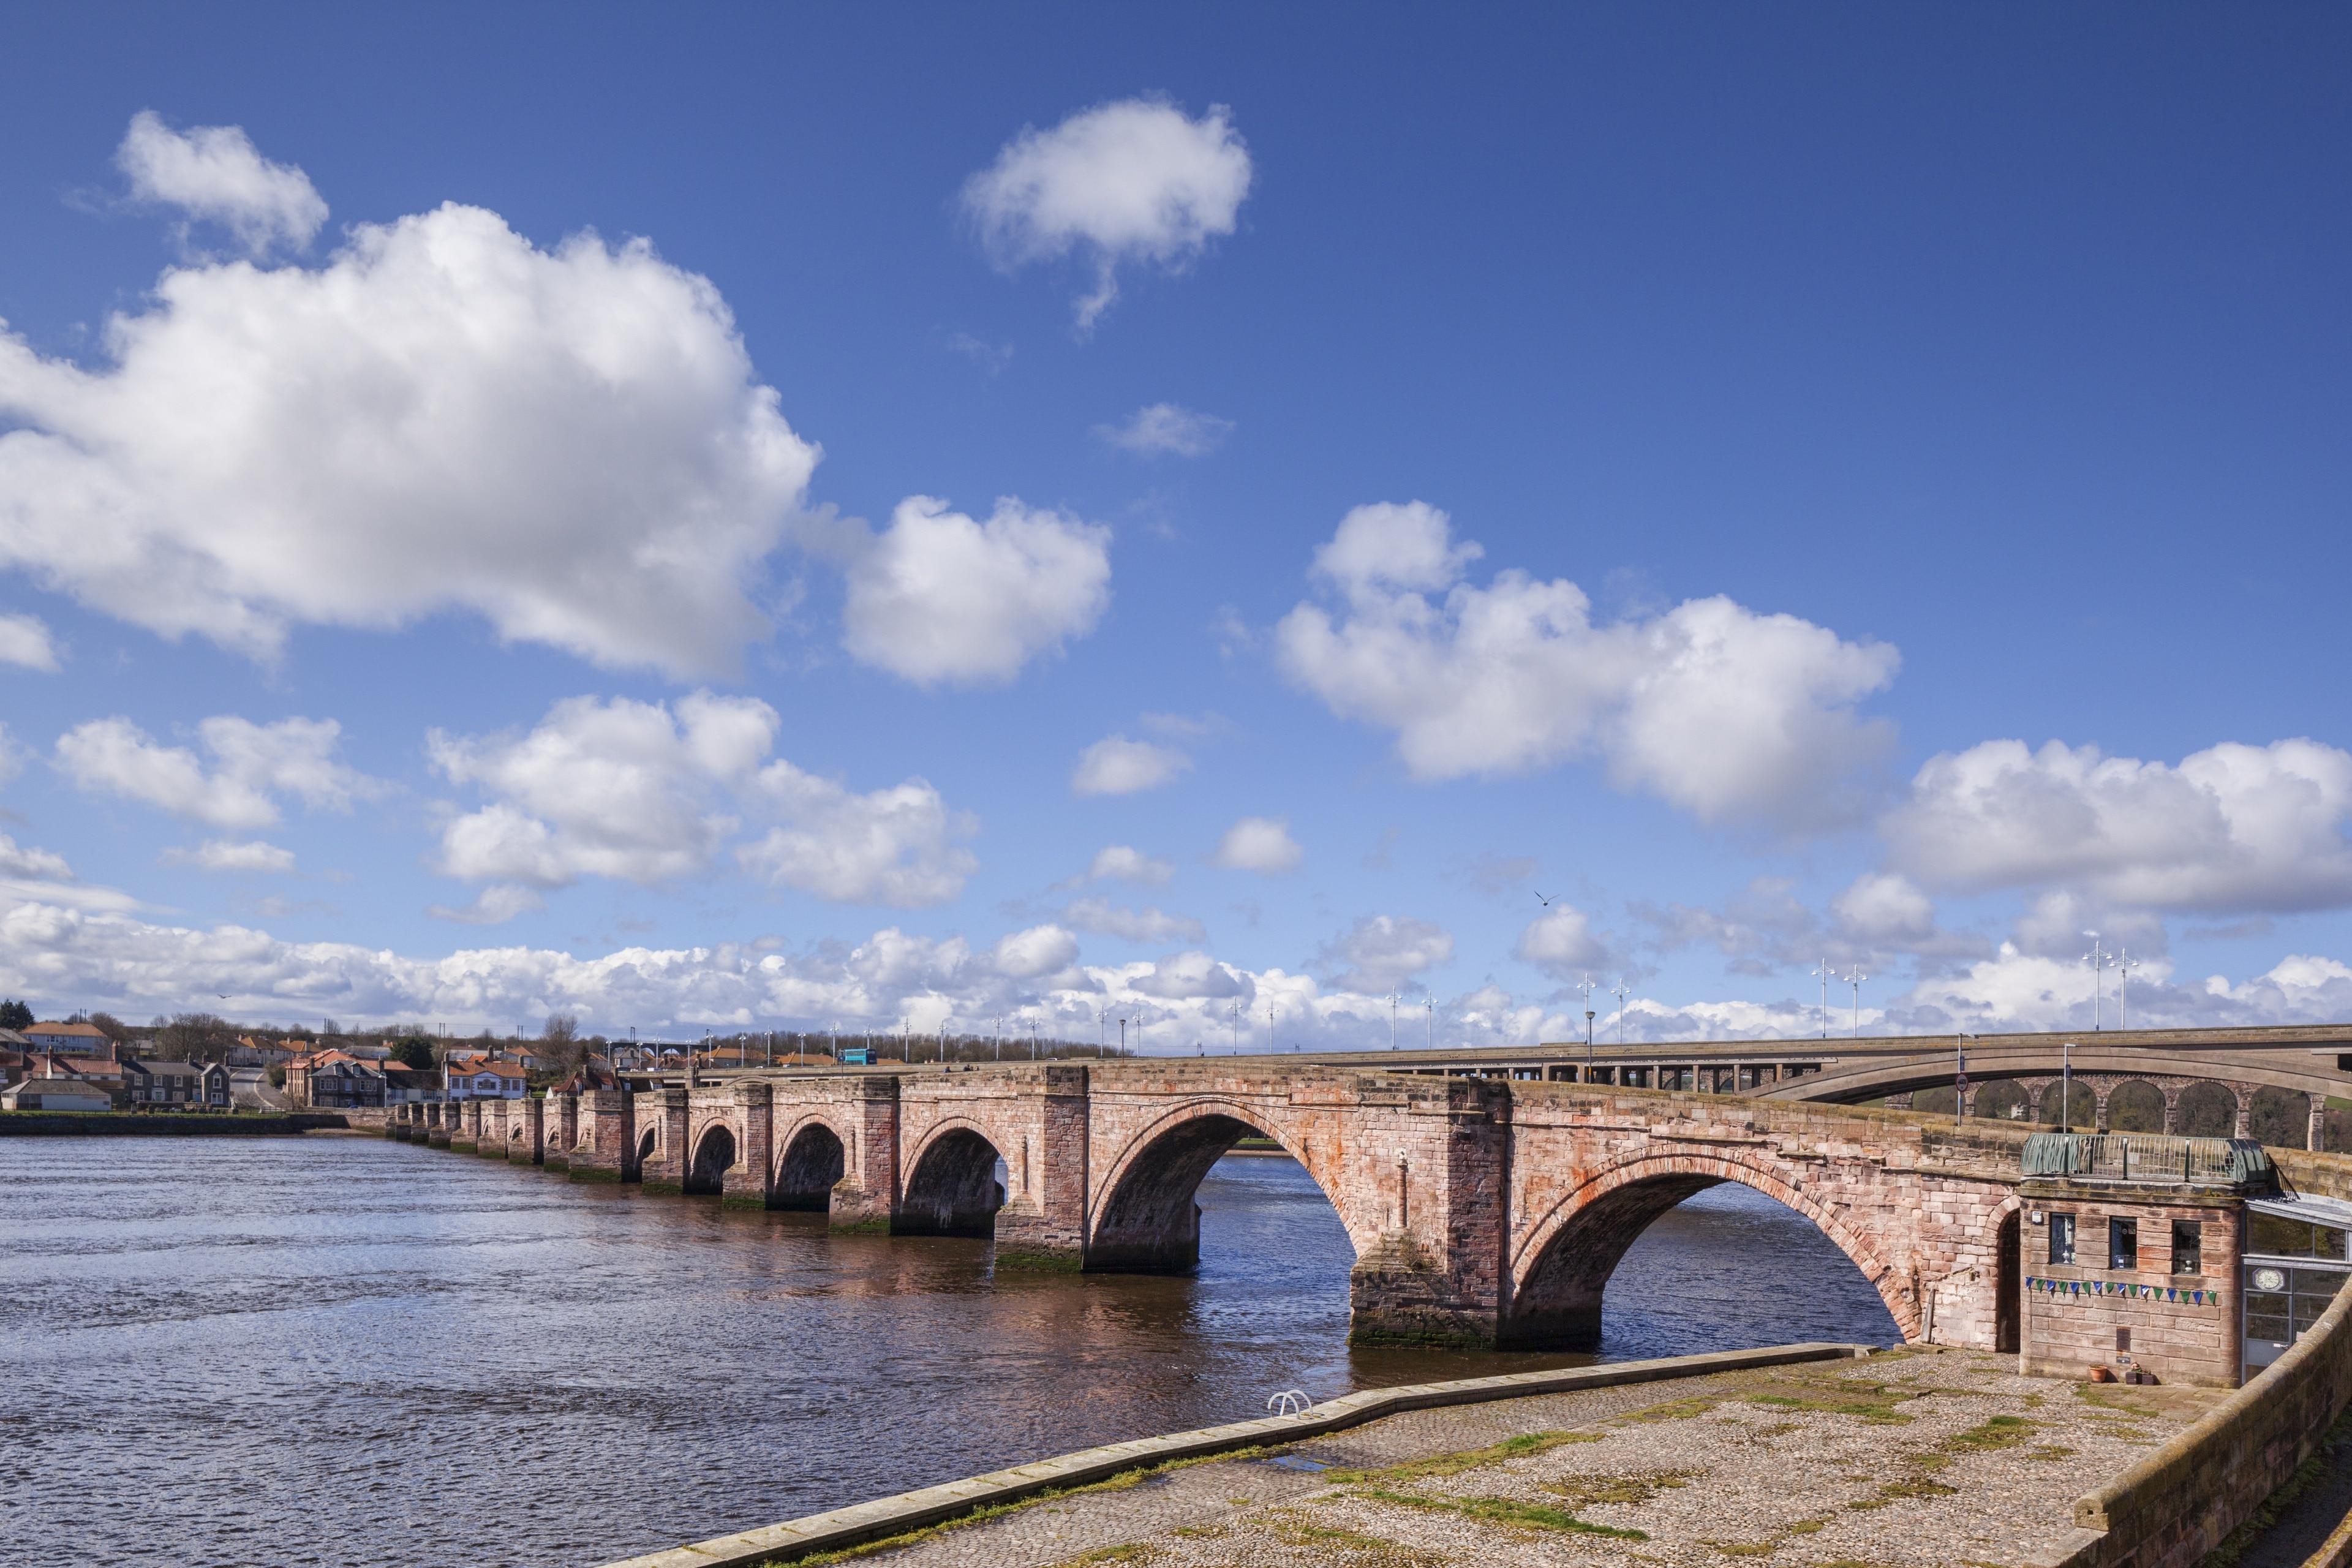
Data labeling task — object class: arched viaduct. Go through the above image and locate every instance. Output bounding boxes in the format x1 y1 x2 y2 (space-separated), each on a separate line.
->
440 1063 2045 1351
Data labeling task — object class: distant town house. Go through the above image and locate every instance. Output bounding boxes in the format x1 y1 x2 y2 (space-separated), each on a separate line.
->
442 1055 527 1101
26 1021 109 1055
286 1052 384 1109
379 1060 433 1103
121 1058 203 1106
195 1061 233 1108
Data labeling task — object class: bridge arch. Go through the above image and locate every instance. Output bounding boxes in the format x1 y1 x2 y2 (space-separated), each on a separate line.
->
1087 1097 1368 1273
687 1123 736 1196
900 1118 1006 1237
771 1113 849 1212
1507 1150 1914 1349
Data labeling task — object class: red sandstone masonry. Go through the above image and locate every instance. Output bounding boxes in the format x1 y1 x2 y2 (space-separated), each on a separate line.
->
469 1065 2041 1348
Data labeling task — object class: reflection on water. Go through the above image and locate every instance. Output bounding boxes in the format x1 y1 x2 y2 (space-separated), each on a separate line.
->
0 1136 1897 1567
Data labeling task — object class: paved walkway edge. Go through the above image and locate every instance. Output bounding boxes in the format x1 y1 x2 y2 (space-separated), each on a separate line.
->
589 1340 1872 1568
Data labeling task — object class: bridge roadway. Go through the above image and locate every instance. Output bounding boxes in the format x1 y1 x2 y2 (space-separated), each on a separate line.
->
662 1025 2352 1147
453 1063 2052 1352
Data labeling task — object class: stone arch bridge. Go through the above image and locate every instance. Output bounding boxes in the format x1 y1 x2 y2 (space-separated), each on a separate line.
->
417 1064 2043 1351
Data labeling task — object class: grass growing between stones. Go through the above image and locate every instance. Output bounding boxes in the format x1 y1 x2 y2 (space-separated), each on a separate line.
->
1321 1428 1600 1483
758 1447 1271 1567
1343 1485 1650 1539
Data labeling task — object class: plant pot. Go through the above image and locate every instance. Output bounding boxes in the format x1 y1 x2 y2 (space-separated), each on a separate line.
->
2088 1366 2116 1382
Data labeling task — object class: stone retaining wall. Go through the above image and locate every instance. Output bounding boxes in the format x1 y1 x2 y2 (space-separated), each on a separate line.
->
2038 1270 2352 1567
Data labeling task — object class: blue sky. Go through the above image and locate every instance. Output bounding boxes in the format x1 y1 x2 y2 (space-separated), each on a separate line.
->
0 6 2347 1046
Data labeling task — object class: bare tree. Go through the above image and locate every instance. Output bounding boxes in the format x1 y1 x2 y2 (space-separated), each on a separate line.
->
154 1012 235 1062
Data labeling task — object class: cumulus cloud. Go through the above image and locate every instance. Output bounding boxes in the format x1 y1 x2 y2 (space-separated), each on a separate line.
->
1883 738 2352 916
839 496 1112 687
1095 402 1232 457
0 833 73 881
1275 502 1900 828
1062 898 1205 944
1071 734 1189 796
738 761 978 908
1514 905 1609 979
161 839 296 874
56 715 371 829
1084 844 1175 885
2 126 818 676
1317 914 1454 995
989 924 1081 980
0 613 59 671
117 110 328 255
1211 815 1302 875
431 693 976 907
963 97 1252 330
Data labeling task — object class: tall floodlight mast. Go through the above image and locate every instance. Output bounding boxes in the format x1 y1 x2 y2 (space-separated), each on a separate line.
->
2082 932 2112 1030
1575 976 1597 1074
2118 948 2141 1030
1811 957 1833 1039
1611 978 1632 1046
1842 968 1868 1039
1388 993 1398 1051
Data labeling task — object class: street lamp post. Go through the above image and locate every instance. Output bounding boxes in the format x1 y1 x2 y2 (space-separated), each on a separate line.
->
2082 933 2111 1031
1956 1033 1977 1127
1843 969 1868 1039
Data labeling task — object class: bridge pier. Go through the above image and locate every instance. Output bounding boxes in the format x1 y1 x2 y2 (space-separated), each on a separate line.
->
2313 1093 2328 1153
639 1089 690 1194
720 1082 772 1210
569 1088 636 1181
427 1103 451 1148
507 1096 543 1165
827 1076 901 1234
544 1093 576 1171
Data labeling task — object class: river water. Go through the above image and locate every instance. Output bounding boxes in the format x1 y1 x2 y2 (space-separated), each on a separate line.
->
0 1134 1897 1567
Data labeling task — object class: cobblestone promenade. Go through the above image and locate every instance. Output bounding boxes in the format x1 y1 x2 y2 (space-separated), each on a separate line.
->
827 1349 2223 1568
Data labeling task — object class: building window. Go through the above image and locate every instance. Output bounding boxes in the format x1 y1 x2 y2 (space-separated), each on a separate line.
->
2049 1214 2076 1267
2171 1220 2203 1275
2109 1218 2138 1271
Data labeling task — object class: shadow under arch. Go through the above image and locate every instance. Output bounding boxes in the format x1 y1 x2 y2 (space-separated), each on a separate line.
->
900 1125 1004 1237
774 1119 846 1212
1088 1102 1357 1274
1507 1152 1912 1350
687 1124 736 1196
635 1128 658 1177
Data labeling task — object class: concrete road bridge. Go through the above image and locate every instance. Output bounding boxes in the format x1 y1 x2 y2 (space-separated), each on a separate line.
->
946 1025 2352 1148
428 1062 2057 1351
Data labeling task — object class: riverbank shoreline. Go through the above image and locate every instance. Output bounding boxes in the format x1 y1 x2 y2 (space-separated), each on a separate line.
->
0 1110 351 1136
610 1344 2230 1568
597 1343 1877 1568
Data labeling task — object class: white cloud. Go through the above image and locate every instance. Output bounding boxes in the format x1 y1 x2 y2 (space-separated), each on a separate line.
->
161 839 296 874
426 884 546 926
0 613 59 671
0 833 72 881
989 924 1081 980
1 147 818 676
1095 402 1232 457
431 693 976 908
1211 815 1302 875
963 97 1252 330
840 496 1111 687
1514 905 1608 979
739 761 978 908
1085 845 1175 886
1063 898 1205 944
3 876 2345 1049
1317 914 1454 995
1275 502 1900 828
1071 735 1190 796
116 110 328 255
56 715 369 829
1884 738 2352 916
